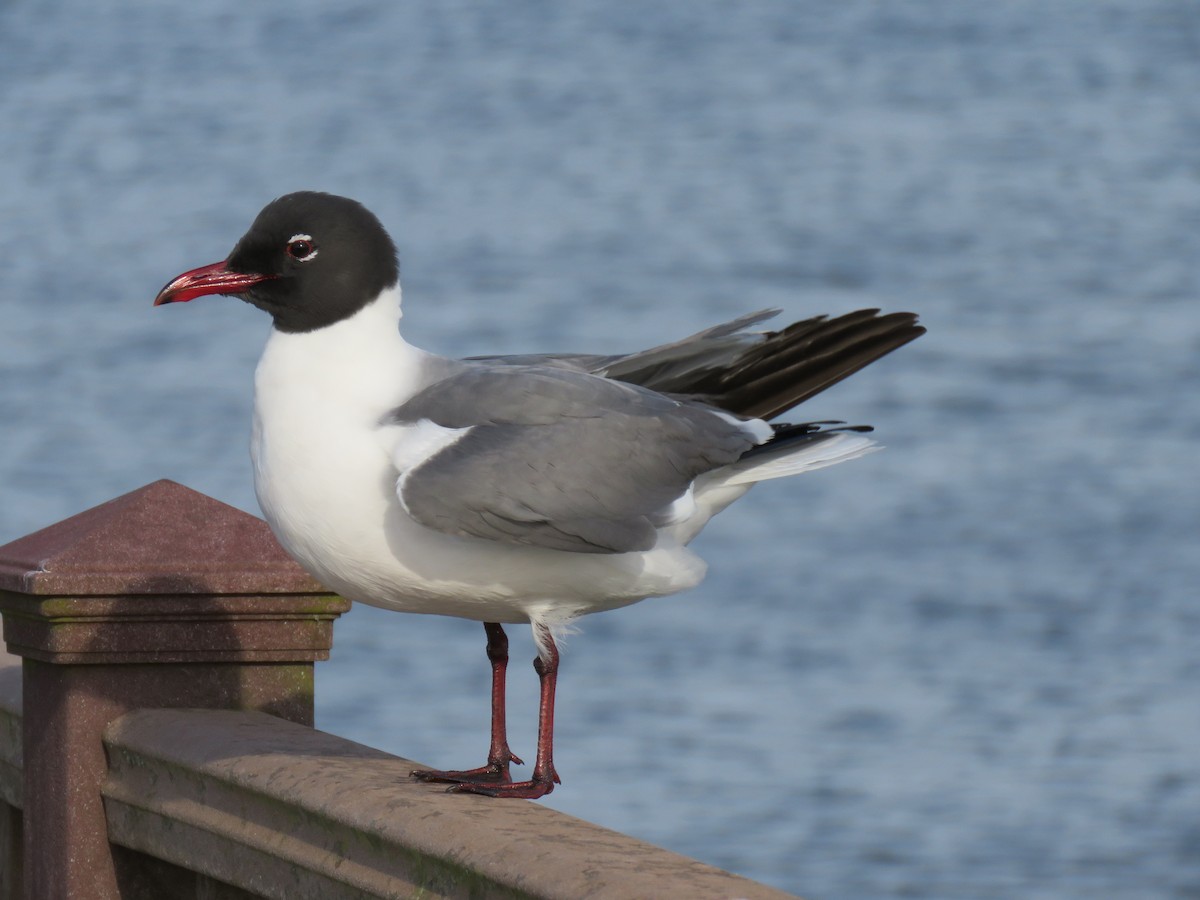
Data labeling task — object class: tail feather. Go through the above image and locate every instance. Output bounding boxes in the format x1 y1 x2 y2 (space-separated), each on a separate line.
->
720 429 880 487
673 427 881 545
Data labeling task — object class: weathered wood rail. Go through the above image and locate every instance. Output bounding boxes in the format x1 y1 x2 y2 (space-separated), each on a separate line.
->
0 481 795 899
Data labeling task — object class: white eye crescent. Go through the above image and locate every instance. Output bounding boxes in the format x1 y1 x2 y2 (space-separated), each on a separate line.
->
286 233 318 262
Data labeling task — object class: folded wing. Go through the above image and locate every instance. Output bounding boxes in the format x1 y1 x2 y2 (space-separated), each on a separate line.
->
387 365 763 554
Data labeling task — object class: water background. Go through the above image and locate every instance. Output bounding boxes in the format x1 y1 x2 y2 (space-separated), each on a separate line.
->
2 2 1198 897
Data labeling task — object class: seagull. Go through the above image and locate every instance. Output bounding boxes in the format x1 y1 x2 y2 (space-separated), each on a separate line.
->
154 191 924 799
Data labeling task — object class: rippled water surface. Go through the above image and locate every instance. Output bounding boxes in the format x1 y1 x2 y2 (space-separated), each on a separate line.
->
2 3 1199 897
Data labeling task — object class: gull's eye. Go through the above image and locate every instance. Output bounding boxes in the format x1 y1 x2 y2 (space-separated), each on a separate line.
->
286 234 318 262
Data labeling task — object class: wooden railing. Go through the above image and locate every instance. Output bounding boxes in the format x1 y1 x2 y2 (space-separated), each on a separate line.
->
0 481 794 899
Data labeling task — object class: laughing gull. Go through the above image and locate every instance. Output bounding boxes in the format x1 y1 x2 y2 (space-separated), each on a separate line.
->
154 191 924 799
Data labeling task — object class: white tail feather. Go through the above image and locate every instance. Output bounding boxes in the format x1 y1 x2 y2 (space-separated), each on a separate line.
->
720 432 880 486
667 432 880 546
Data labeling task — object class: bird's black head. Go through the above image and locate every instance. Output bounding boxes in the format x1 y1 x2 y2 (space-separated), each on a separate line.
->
154 191 400 333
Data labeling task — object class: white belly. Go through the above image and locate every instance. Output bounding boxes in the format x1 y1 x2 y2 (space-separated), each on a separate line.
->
252 411 707 622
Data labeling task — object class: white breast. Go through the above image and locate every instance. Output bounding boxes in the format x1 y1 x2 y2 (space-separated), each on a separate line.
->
251 288 429 598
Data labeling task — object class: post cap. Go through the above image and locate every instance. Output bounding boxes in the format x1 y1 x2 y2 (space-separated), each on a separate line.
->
0 480 328 596
0 481 348 664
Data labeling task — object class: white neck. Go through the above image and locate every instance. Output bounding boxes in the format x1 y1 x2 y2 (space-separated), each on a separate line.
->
255 286 430 420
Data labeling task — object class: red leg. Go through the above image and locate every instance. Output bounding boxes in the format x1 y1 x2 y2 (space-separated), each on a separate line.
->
412 622 524 785
449 624 562 799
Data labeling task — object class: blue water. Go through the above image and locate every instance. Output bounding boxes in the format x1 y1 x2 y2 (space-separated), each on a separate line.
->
3 2 1199 897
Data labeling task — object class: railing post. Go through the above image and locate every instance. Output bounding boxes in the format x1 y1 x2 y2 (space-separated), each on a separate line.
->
0 480 349 900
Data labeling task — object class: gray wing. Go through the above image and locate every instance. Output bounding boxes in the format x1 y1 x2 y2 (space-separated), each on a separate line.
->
466 309 782 387
469 306 925 421
387 365 759 554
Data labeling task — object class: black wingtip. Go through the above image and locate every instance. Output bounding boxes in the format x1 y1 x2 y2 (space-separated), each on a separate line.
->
713 308 926 419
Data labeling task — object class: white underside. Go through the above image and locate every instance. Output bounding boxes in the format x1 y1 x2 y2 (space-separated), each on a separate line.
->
251 288 873 633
